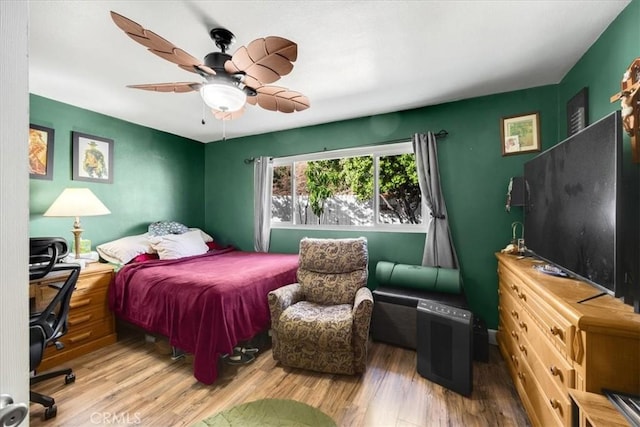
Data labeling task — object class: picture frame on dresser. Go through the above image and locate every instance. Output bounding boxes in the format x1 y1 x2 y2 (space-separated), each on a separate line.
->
72 131 114 184
29 124 55 180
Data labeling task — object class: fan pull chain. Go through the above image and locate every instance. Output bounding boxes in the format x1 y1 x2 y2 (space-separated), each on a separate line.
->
201 101 206 125
222 117 227 141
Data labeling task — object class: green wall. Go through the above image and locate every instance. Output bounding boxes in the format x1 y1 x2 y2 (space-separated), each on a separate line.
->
29 95 205 247
203 0 639 330
204 86 558 329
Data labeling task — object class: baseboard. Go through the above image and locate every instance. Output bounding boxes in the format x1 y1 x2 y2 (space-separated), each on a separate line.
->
488 329 498 346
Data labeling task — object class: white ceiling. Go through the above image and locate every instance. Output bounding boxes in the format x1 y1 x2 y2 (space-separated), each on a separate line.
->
29 1 630 143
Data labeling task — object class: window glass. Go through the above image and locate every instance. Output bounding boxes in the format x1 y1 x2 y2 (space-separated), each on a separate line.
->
271 165 292 222
270 142 425 231
378 153 422 224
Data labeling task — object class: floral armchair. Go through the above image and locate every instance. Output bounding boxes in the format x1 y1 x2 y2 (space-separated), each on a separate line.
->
268 237 373 374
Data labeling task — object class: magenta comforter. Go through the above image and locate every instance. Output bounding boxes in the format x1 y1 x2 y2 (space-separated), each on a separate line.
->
108 248 298 384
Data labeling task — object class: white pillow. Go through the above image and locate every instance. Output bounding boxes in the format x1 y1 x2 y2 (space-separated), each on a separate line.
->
149 230 208 260
96 233 154 265
189 228 214 243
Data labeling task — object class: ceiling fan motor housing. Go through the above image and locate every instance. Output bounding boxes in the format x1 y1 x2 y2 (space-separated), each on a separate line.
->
203 52 256 96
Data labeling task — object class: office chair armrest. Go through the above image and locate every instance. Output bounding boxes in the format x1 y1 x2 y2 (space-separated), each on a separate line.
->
268 283 303 330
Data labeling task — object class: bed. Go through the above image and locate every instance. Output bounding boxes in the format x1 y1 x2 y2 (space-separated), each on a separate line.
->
108 246 299 384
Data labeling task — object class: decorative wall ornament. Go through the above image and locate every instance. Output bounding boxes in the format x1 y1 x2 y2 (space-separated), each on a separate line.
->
610 57 640 164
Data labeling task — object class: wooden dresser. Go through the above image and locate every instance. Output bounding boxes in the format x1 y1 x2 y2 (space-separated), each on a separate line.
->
30 262 117 371
496 253 640 427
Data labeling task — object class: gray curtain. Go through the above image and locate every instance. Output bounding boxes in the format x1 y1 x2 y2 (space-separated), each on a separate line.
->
412 132 459 268
253 157 272 252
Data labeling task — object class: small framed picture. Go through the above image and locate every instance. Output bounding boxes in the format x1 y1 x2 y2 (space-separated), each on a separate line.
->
501 112 541 156
29 124 55 180
72 131 114 183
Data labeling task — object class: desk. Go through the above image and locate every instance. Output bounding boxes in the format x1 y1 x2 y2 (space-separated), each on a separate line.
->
569 389 630 427
30 262 116 371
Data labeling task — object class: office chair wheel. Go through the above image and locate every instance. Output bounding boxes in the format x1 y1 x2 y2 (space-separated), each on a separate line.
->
44 404 57 420
64 373 75 384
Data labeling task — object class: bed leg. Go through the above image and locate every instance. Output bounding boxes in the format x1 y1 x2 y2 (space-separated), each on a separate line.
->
171 347 186 360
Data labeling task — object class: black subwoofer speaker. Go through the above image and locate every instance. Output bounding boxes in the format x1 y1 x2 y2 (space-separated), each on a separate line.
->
416 299 473 396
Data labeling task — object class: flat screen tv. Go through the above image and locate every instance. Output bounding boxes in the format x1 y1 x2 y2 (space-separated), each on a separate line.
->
524 111 639 309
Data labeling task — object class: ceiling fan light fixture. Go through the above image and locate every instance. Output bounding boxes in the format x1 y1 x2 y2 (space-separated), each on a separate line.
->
200 83 247 112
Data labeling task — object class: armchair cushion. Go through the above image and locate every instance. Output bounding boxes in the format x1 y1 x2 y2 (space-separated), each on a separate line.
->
298 237 368 305
279 302 353 350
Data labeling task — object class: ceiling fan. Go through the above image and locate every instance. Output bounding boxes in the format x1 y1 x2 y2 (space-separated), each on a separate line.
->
110 11 310 121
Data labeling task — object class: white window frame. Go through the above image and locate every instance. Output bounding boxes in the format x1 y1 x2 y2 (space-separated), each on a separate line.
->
270 142 427 233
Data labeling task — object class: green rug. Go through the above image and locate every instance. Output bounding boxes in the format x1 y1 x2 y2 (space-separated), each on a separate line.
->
193 398 337 427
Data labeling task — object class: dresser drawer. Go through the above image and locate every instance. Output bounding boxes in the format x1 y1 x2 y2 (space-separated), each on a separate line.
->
513 345 570 427
500 267 574 356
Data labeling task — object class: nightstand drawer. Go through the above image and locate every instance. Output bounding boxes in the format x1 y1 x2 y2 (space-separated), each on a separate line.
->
34 262 116 370
41 315 115 362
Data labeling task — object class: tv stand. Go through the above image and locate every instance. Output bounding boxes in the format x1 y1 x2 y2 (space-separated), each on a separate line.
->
496 253 640 426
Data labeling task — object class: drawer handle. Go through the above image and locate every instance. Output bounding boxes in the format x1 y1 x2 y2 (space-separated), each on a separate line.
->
517 372 526 383
68 313 92 326
70 297 92 309
549 365 564 382
518 321 528 331
549 399 562 414
517 291 526 301
518 344 527 354
511 310 519 319
511 354 518 366
510 284 518 291
510 330 519 340
550 326 562 337
68 331 92 344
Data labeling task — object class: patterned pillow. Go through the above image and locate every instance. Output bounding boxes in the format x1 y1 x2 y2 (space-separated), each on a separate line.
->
148 221 189 237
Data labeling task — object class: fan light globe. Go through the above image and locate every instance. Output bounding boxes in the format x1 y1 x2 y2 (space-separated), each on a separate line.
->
200 83 247 112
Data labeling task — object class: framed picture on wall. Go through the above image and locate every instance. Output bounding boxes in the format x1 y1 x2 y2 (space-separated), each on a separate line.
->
29 124 55 180
500 112 541 156
72 131 114 183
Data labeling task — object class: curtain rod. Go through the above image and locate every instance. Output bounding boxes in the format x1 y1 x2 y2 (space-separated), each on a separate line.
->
243 129 448 164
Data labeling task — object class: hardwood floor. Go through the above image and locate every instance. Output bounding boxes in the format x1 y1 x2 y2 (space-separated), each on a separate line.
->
30 332 529 426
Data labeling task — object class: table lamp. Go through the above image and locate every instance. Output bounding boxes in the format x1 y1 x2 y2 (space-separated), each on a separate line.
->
43 188 111 259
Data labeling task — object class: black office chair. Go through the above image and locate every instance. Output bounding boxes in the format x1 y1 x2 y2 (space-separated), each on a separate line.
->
29 237 80 420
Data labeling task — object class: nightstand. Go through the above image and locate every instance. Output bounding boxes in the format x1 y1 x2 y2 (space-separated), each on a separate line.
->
30 262 117 371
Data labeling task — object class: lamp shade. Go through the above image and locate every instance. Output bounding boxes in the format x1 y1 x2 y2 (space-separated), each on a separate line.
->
44 188 111 217
200 83 247 112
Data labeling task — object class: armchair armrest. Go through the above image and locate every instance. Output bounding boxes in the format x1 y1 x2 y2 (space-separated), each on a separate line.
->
268 283 304 330
352 286 374 372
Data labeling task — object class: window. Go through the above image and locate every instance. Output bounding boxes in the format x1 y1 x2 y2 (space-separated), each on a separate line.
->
271 142 425 232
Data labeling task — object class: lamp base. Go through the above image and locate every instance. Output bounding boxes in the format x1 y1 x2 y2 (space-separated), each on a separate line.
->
71 228 84 260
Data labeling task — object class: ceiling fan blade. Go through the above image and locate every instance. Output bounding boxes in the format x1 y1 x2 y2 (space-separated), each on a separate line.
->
111 11 211 75
252 86 310 113
127 82 202 93
212 107 245 121
226 37 297 85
